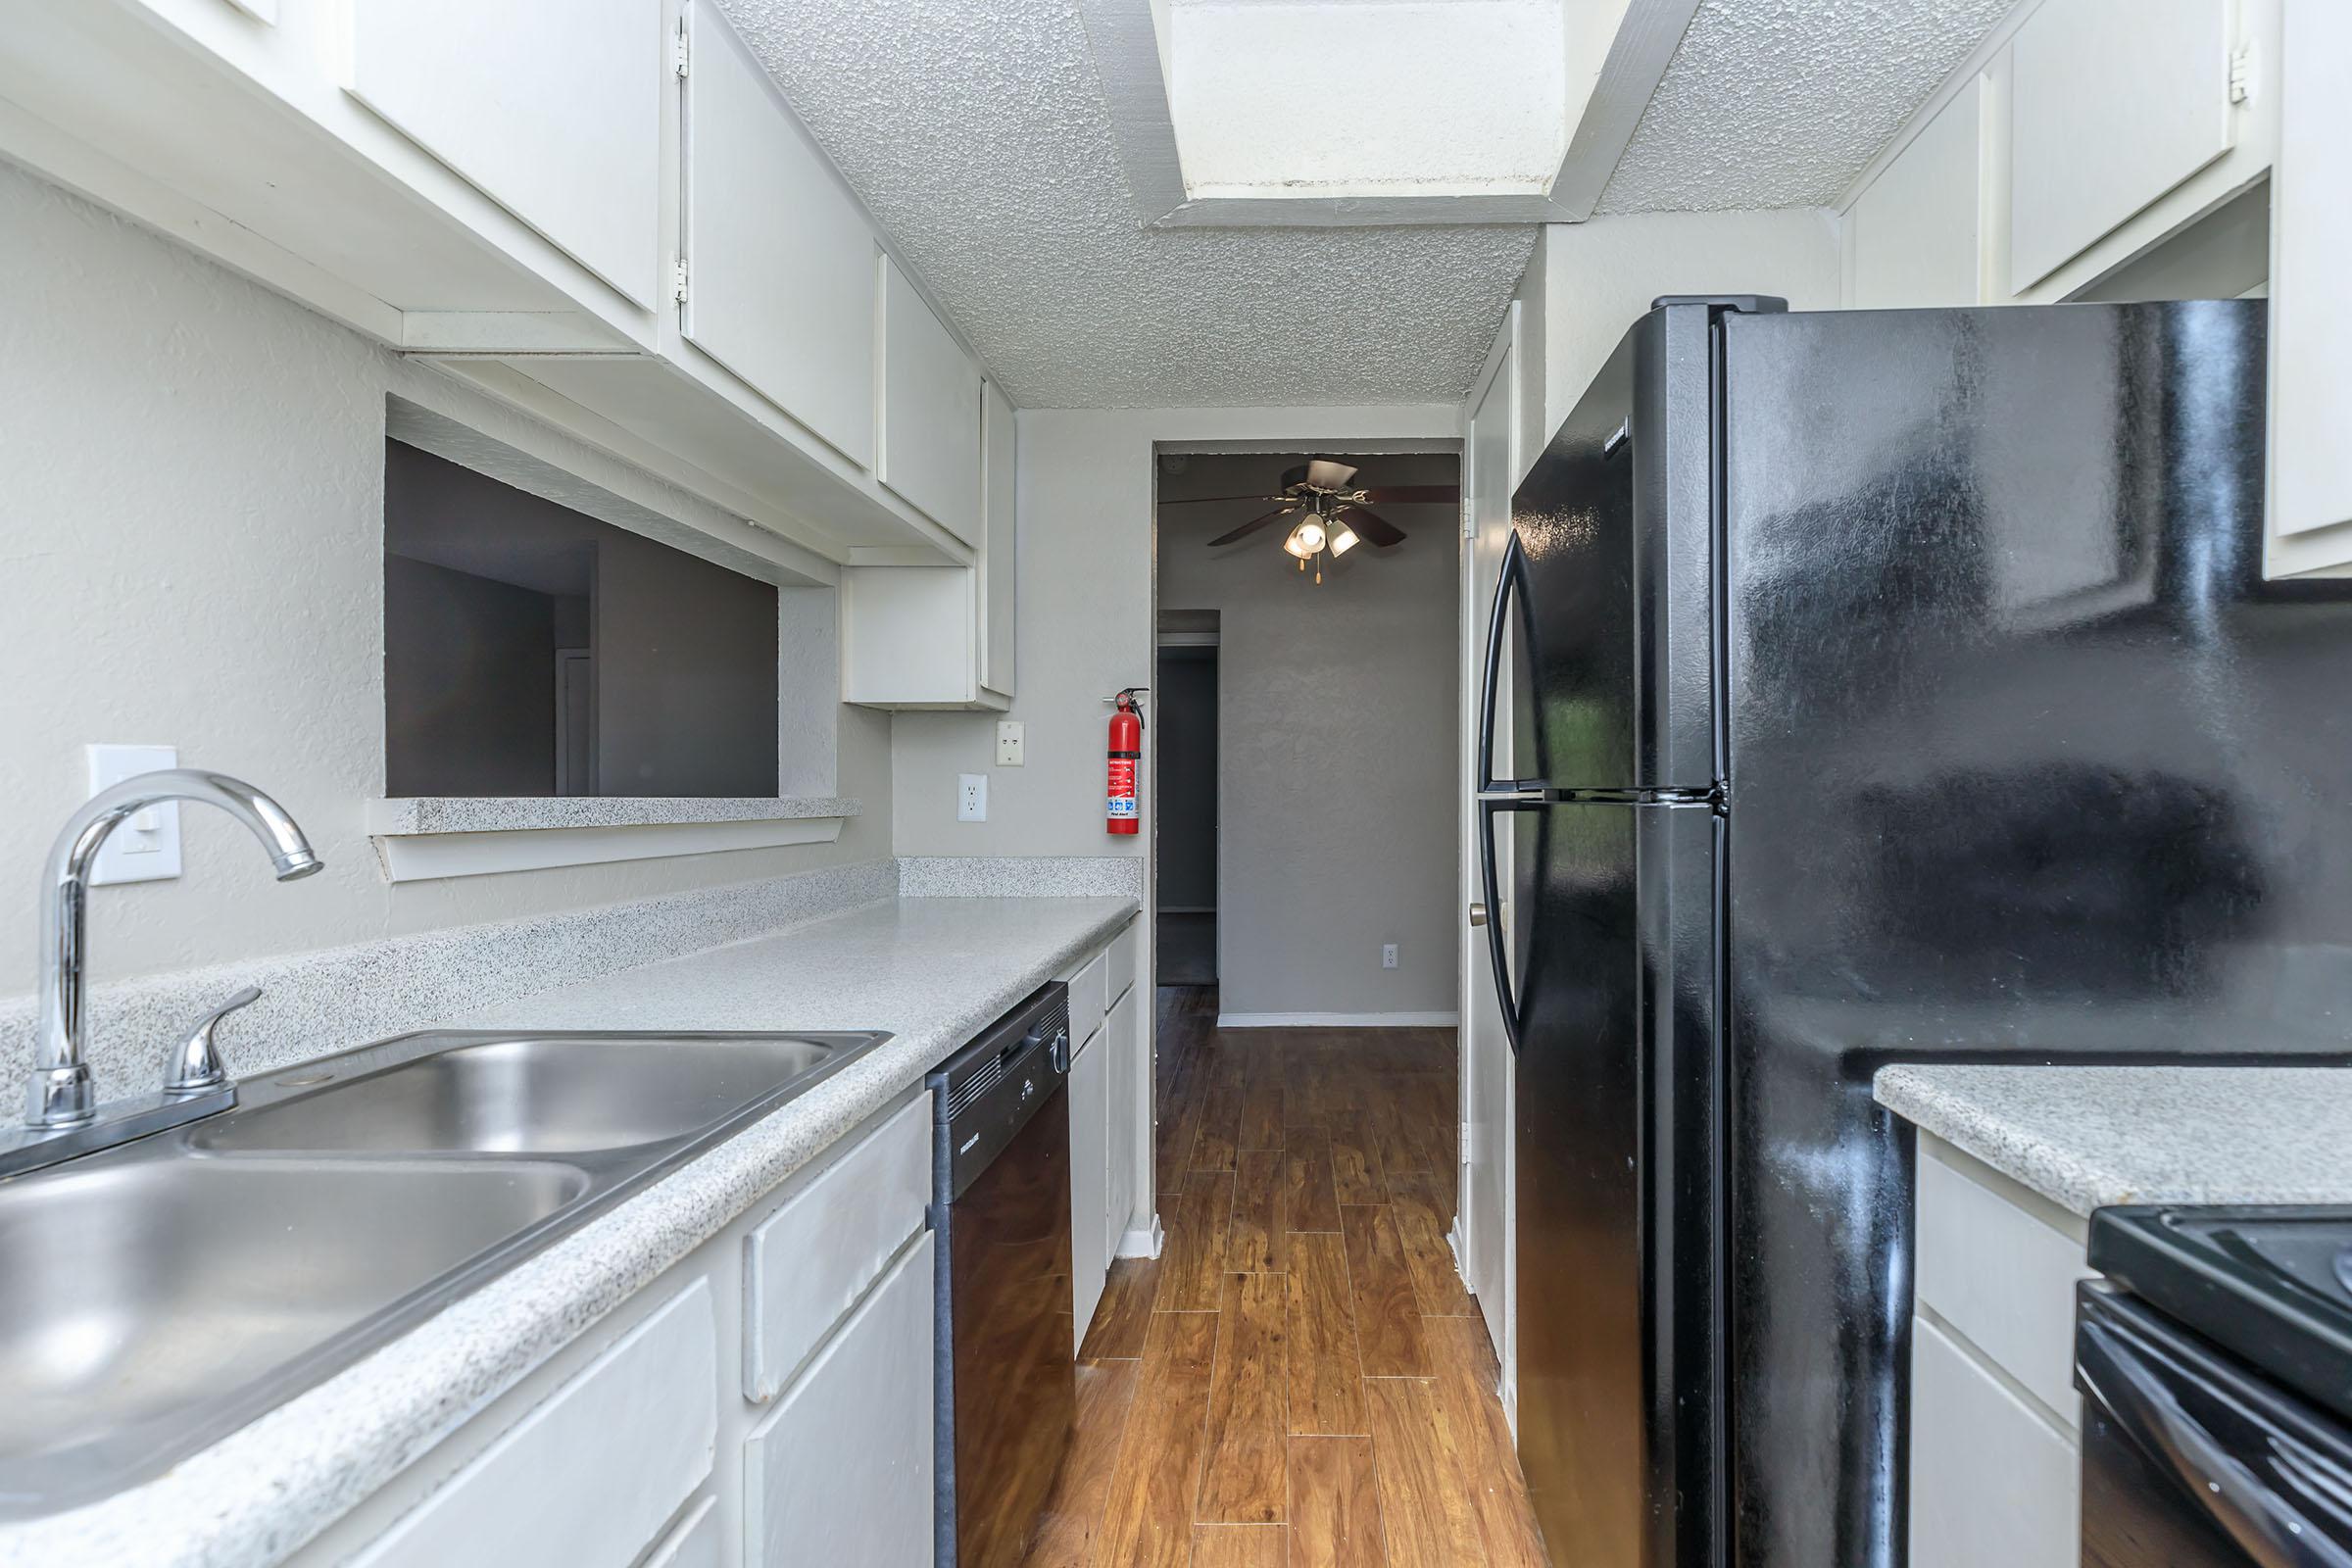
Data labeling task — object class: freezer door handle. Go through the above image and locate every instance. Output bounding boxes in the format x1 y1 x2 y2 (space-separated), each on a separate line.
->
1479 797 1541 1054
1477 530 1542 794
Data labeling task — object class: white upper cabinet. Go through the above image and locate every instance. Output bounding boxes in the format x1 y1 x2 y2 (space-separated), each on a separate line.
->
980 379 1018 698
347 0 663 310
879 258 984 547
1848 80 1983 311
2267 0 2352 573
680 1 877 468
2006 0 2234 290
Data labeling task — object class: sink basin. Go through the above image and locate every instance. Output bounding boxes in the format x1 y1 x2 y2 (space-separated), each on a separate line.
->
197 1033 863 1155
0 1026 889 1516
0 1155 587 1511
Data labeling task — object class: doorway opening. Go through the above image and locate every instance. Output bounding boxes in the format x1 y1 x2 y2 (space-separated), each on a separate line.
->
1154 611 1219 984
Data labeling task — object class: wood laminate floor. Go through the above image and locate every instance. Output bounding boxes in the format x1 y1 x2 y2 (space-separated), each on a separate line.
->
1023 986 1548 1568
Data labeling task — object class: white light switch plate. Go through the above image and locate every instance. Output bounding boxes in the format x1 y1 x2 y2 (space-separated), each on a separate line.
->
995 720 1025 767
957 773 988 822
85 744 180 885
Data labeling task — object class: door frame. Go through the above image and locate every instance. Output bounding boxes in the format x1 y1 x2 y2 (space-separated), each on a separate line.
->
1457 300 1523 1413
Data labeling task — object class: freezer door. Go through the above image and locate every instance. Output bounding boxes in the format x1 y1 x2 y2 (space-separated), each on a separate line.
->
1514 800 1722 1568
1507 304 1717 794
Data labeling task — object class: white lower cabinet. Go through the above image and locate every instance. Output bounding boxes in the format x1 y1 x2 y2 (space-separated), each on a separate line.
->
287 1090 938 1568
744 1232 937 1567
1069 1026 1111 1351
1905 1133 2092 1568
1102 983 1141 1259
349 1280 718 1568
1909 1314 2081 1568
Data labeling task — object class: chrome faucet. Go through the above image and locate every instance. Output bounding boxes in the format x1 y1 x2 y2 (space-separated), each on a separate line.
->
26 769 320 1131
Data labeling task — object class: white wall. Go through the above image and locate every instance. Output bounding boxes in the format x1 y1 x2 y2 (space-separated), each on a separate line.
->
1536 208 1842 425
1156 453 1461 1018
0 164 891 995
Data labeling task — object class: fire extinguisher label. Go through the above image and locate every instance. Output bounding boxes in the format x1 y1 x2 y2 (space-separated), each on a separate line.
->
1107 797 1138 819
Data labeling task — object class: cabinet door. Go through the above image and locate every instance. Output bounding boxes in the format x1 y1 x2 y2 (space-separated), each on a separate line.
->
1103 986 1141 1259
1069 1031 1111 1351
1848 79 1983 310
2007 0 2234 289
839 566 977 706
880 259 983 546
681 1 877 467
351 1281 717 1568
745 1234 936 1568
347 0 663 309
2268 0 2352 570
1909 1315 2080 1568
980 379 1018 696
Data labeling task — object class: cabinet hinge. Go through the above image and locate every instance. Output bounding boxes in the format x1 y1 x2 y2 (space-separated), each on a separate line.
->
672 257 690 306
674 22 691 77
2228 45 2252 104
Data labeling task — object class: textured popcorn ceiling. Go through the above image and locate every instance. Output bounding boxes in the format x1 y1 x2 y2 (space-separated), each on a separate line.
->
1594 0 2016 213
717 0 1534 408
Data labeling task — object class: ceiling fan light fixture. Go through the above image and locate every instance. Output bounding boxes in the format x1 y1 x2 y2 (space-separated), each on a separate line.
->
1329 522 1359 557
1284 518 1327 558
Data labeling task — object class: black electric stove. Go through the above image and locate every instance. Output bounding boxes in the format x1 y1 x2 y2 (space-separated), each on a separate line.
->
2077 1207 2352 1566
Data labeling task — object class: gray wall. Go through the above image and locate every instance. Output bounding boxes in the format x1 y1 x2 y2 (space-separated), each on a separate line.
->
1152 648 1218 911
1157 453 1461 1018
595 528 779 796
0 163 889 995
386 440 780 798
383 556 558 796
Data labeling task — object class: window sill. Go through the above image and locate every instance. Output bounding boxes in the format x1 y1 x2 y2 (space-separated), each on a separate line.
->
366 797 859 882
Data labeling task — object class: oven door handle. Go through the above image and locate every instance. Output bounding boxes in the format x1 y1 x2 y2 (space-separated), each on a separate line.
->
2078 1297 2352 1567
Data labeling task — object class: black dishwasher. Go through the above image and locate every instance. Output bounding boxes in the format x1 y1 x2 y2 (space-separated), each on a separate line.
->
2078 1206 2352 1566
930 983 1075 1568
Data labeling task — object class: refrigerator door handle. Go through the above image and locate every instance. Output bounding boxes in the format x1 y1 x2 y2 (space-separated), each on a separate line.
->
1477 530 1541 795
1479 797 1542 1054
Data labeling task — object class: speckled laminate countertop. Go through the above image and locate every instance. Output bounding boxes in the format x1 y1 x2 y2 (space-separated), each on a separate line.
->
0 893 1137 1568
1875 1061 2352 1218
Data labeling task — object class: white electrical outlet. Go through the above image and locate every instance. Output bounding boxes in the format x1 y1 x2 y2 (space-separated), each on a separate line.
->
957 773 988 822
995 720 1025 767
1382 943 1398 969
85 744 181 885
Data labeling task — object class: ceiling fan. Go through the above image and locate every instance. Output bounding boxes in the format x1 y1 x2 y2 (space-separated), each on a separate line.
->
1159 458 1460 583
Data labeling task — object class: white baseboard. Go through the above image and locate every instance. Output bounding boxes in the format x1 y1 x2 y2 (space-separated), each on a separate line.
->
1215 1009 1460 1028
1116 1214 1164 1259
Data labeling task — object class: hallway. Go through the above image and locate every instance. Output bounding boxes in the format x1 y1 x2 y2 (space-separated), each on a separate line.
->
1024 987 1546 1568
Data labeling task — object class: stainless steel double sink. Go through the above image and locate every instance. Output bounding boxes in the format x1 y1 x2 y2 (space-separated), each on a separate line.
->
0 1028 888 1518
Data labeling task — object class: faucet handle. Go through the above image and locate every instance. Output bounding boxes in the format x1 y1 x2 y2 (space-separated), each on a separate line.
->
164 985 261 1096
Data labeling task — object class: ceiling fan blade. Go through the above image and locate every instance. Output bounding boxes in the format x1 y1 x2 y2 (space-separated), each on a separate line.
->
1336 506 1406 547
1353 484 1458 505
1206 507 1296 547
1159 492 1289 507
1304 459 1360 490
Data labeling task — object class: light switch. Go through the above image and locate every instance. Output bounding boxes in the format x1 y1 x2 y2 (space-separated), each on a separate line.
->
85 744 180 885
995 720 1025 767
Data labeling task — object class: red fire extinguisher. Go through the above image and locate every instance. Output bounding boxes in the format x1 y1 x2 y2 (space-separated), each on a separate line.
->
1106 688 1146 835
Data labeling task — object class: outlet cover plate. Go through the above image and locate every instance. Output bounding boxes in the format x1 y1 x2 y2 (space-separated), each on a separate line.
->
86 744 181 885
957 772 988 822
995 720 1025 767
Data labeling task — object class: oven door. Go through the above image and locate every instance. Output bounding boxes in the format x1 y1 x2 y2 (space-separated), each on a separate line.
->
2076 1284 2352 1568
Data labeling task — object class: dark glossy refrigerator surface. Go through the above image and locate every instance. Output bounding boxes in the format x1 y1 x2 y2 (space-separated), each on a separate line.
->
1487 296 2352 1568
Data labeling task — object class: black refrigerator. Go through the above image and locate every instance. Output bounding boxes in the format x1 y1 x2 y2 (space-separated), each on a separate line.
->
1473 295 2352 1568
